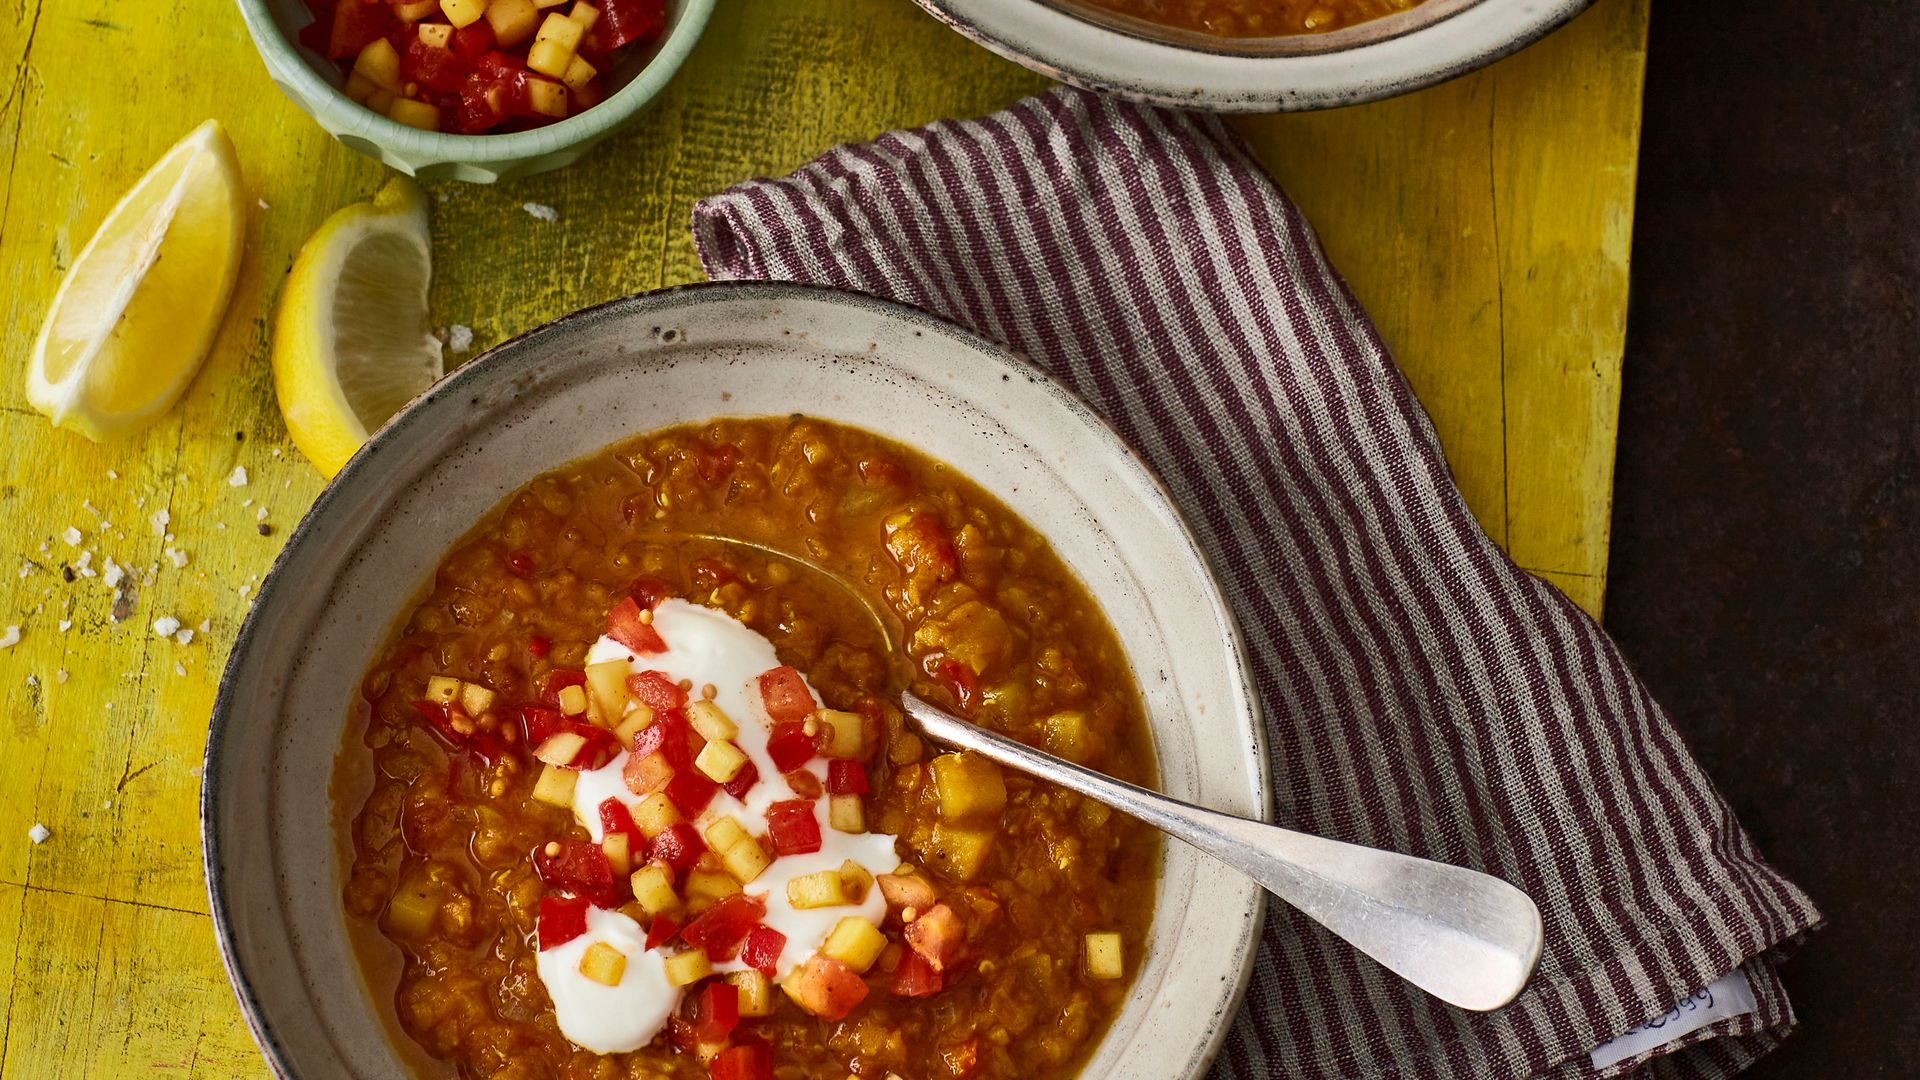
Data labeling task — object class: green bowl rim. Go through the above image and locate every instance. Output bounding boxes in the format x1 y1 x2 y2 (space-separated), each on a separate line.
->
233 0 717 164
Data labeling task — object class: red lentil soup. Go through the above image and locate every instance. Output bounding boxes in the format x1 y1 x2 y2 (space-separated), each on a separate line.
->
339 416 1159 1080
1077 0 1426 37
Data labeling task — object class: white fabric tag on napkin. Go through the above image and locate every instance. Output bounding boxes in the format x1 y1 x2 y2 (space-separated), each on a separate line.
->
1588 968 1759 1070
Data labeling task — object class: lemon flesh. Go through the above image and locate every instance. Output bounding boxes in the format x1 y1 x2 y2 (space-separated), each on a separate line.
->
272 177 442 478
27 120 246 440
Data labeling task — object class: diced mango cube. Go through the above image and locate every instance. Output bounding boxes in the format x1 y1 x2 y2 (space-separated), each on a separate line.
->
787 869 852 909
384 878 438 937
424 674 462 705
686 700 738 742
827 793 865 834
484 0 540 45
629 863 680 916
526 38 573 79
602 831 632 876
534 731 586 766
440 0 488 29
931 751 1006 823
394 0 440 19
921 822 995 881
1085 932 1124 979
562 55 597 91
580 941 628 985
418 21 454 47
664 948 712 987
728 970 773 1017
569 1 599 27
685 868 742 909
585 659 631 722
695 739 749 783
526 77 568 117
1042 710 1101 764
556 683 588 716
813 708 866 759
704 815 750 853
535 11 585 48
613 704 655 745
531 763 577 807
821 916 887 974
458 682 496 717
631 792 681 839
838 859 874 904
718 837 770 885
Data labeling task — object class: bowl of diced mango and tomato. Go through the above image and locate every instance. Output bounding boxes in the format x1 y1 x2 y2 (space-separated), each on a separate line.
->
236 0 714 182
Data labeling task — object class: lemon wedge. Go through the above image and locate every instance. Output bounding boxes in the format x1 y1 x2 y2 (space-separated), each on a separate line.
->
26 119 245 441
272 176 442 478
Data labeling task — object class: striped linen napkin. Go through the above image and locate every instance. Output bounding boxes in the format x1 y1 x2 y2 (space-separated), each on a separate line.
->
691 86 1820 1080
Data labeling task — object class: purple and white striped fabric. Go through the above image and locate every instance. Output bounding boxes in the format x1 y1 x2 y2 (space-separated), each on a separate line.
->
691 86 1820 1080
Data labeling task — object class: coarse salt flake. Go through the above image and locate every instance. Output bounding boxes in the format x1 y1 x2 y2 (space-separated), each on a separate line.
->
175 628 194 645
449 324 475 351
176 662 188 677
56 669 68 684
227 465 249 487
153 616 182 638
102 558 125 588
165 548 189 569
150 509 170 535
0 626 21 650
63 526 82 546
522 202 559 222
28 823 49 844
58 620 72 632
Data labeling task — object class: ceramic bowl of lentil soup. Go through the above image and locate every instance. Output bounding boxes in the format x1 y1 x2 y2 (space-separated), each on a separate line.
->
203 282 1268 1080
914 0 1594 111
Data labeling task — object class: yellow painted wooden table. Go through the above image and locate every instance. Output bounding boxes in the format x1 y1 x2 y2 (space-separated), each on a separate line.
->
0 0 1646 1074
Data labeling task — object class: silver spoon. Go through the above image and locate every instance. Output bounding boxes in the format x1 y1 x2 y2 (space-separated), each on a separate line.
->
681 534 1544 1011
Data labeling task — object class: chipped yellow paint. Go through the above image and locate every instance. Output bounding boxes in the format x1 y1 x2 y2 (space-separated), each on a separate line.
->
0 0 1645 1073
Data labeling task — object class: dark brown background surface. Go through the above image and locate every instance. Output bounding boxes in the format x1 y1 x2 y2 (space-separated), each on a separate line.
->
1605 1 1919 1074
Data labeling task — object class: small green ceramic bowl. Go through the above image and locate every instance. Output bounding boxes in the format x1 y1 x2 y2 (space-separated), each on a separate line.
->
235 1 713 183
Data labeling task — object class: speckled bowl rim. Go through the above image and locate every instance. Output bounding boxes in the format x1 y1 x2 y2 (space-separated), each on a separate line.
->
203 281 1271 1079
232 0 716 167
913 0 1595 111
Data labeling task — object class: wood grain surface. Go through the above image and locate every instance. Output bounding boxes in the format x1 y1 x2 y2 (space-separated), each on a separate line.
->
0 0 1645 1073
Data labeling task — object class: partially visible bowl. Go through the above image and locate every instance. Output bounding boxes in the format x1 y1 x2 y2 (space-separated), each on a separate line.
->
202 282 1269 1078
913 0 1593 111
235 0 713 182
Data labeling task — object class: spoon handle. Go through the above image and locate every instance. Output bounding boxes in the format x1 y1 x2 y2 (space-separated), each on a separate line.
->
902 694 1543 1012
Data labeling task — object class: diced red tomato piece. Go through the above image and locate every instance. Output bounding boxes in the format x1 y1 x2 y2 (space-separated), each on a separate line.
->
740 924 786 977
708 1040 772 1080
692 443 739 485
647 822 707 873
934 656 981 713
721 759 759 800
505 548 536 577
766 723 816 773
631 710 695 769
891 948 944 997
528 635 551 659
826 759 869 796
766 800 822 856
410 700 508 762
627 575 674 609
518 703 564 747
692 981 739 1042
448 19 494 61
626 670 688 712
886 512 959 583
541 669 588 707
877 872 938 912
598 0 668 50
756 666 814 724
607 596 668 654
782 955 869 1021
664 770 718 817
533 841 620 908
941 1036 980 1078
680 894 767 962
599 798 641 845
645 914 681 950
537 894 591 951
327 0 391 59
904 903 966 972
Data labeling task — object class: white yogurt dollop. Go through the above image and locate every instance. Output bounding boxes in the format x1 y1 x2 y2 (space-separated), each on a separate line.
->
535 905 676 1053
541 598 904 1047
